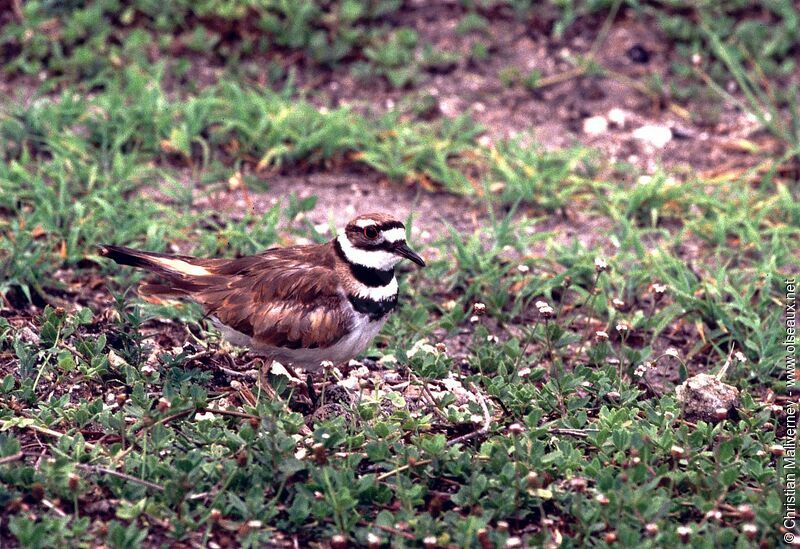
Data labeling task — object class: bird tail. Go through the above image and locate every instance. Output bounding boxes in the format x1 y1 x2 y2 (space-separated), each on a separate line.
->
97 244 212 297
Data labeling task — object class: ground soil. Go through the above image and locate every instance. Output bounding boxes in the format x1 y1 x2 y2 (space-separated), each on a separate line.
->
3 4 788 231
289 4 780 176
133 2 790 250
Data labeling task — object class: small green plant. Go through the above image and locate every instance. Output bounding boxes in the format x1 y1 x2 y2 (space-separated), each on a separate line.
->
488 140 595 211
457 12 489 35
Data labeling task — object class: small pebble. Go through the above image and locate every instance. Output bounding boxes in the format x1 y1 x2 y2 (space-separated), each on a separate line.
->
632 125 673 148
582 115 608 136
627 44 651 64
607 107 627 128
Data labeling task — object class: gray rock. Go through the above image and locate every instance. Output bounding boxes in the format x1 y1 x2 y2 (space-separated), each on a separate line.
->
675 373 739 422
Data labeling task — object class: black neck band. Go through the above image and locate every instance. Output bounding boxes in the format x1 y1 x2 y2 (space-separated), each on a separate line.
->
335 239 395 287
348 294 398 321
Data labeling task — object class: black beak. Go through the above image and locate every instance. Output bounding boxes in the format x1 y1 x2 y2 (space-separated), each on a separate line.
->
393 241 426 267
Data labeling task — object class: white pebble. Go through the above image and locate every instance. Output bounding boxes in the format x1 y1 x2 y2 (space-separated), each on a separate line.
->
582 115 608 136
632 125 673 148
607 107 627 128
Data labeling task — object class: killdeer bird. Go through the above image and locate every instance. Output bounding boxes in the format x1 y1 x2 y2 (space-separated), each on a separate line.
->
98 213 425 371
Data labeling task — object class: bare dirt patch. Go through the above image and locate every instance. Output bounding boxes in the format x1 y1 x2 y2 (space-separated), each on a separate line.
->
289 5 776 177
195 171 485 244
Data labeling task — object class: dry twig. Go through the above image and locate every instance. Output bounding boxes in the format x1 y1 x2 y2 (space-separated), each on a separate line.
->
75 463 165 492
13 422 97 450
376 459 433 482
548 428 599 438
0 451 24 466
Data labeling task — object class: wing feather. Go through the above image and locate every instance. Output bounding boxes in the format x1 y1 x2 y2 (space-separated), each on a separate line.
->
195 245 352 350
101 243 353 350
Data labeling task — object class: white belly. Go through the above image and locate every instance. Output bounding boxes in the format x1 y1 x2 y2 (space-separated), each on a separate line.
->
214 312 388 371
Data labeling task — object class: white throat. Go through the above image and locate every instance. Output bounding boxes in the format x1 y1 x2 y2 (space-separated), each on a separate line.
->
337 234 403 270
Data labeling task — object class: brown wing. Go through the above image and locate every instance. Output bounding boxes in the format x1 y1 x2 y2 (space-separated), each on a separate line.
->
191 245 352 350
99 242 353 349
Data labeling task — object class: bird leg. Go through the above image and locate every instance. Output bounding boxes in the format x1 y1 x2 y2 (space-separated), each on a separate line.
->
256 358 279 402
306 374 318 408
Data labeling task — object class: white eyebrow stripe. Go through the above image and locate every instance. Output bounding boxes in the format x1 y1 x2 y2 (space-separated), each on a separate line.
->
382 227 406 243
337 234 402 270
355 219 377 228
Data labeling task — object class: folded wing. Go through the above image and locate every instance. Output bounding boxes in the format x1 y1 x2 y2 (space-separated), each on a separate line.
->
98 244 352 349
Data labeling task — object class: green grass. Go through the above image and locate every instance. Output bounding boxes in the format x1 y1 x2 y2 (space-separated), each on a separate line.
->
0 68 483 301
0 0 453 90
1 1 798 547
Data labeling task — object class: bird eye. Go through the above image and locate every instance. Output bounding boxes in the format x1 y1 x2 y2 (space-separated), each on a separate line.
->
363 226 379 240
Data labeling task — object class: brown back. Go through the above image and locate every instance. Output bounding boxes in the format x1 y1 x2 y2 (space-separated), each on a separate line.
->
119 243 353 349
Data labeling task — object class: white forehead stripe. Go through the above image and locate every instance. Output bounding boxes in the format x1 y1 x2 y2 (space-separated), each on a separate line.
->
337 234 402 270
382 227 406 243
355 219 377 228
